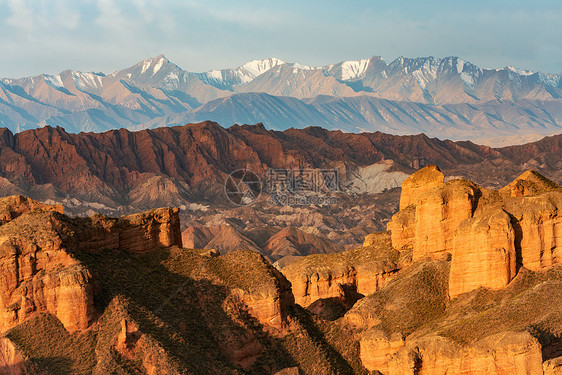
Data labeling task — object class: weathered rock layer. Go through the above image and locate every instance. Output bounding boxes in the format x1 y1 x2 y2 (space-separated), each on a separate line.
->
0 196 182 333
387 166 562 297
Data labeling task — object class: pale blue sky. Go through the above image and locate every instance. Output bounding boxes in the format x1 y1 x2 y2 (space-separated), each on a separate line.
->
0 0 560 78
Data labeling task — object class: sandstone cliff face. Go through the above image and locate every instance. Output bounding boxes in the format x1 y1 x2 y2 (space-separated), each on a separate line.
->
386 205 416 251
359 329 404 374
118 207 182 252
389 173 481 260
385 332 543 375
283 232 401 309
449 210 517 297
413 179 480 260
387 166 562 298
0 207 94 333
399 165 444 210
287 262 398 309
0 337 40 375
199 250 296 331
504 192 562 272
0 196 182 333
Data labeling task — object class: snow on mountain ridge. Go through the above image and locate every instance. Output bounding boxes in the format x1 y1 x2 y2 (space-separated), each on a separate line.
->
505 65 535 76
456 59 466 73
72 71 104 91
153 56 166 75
240 57 286 78
43 74 64 89
340 59 371 80
292 62 314 70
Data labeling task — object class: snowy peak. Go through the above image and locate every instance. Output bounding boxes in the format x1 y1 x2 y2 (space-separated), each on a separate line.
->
339 58 371 80
140 55 169 75
112 54 182 82
43 74 64 89
195 57 287 89
71 71 105 92
503 65 535 76
239 57 286 79
193 54 561 102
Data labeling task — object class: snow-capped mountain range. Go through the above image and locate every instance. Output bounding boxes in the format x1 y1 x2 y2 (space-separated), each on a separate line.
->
0 54 560 145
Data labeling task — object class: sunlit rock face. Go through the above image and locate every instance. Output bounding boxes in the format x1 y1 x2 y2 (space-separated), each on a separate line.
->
0 196 182 333
387 166 562 298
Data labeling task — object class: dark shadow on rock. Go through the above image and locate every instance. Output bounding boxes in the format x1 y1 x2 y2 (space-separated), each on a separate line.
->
289 305 357 374
72 246 298 374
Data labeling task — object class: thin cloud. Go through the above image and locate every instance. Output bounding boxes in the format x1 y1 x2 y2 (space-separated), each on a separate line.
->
0 0 560 77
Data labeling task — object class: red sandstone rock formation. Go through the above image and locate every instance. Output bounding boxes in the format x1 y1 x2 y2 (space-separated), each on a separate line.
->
449 210 517 297
0 337 40 375
197 250 295 331
398 165 444 210
0 196 182 333
0 205 94 332
387 166 562 298
384 332 543 375
0 122 561 218
118 207 182 252
359 329 405 373
282 232 400 308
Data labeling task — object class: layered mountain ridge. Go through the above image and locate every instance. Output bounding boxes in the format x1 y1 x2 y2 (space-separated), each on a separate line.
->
1 55 560 145
0 121 561 218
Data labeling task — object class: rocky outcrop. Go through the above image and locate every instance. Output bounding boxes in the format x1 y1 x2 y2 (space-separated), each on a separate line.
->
282 232 400 308
360 329 405 373
399 165 444 210
118 207 182 252
412 179 480 260
385 332 543 375
544 357 562 375
200 250 296 331
504 191 562 272
389 177 481 260
387 166 562 298
449 210 517 297
0 337 40 375
232 285 294 332
388 169 481 260
0 203 94 332
115 319 142 361
0 196 182 333
386 205 416 251
499 169 560 198
0 195 63 225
